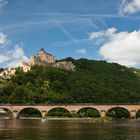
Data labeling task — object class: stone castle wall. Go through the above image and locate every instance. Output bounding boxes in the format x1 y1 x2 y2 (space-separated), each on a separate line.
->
37 49 55 63
29 48 75 71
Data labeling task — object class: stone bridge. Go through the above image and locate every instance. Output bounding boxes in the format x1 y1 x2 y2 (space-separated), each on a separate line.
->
0 104 140 119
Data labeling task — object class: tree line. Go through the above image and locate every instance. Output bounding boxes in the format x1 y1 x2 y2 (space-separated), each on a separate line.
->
0 58 140 104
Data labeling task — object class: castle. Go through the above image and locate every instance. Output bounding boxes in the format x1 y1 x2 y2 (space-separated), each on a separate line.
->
30 48 56 66
20 48 75 72
0 49 75 79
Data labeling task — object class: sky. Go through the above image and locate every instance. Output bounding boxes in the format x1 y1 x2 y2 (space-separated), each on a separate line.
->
1 0 140 68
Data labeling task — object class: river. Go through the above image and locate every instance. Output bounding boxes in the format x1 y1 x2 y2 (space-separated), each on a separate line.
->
0 119 140 140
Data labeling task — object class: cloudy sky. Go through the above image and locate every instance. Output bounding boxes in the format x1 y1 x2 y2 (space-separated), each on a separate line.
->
1 0 140 68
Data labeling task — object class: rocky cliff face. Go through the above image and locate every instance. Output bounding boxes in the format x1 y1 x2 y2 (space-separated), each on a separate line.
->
30 48 75 71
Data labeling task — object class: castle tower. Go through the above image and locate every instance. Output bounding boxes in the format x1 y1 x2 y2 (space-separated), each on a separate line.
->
37 48 56 63
27 48 75 71
30 56 37 66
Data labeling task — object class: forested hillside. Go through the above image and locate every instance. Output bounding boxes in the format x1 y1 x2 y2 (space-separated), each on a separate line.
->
0 58 140 104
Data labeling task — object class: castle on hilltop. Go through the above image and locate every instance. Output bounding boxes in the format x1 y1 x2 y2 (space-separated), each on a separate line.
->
20 48 75 72
30 48 56 66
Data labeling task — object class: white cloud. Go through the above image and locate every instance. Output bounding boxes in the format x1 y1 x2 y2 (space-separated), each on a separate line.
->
119 0 140 15
0 0 8 8
6 44 28 67
11 44 24 59
6 60 21 68
0 55 9 63
90 28 117 39
0 32 7 45
0 32 28 68
89 28 117 45
90 28 140 67
76 48 87 54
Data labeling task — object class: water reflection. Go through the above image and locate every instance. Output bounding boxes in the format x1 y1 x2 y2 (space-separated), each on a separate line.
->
0 119 140 140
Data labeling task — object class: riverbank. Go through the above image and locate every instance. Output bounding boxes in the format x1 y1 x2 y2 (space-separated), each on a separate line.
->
19 117 113 123
20 117 92 120
0 117 134 123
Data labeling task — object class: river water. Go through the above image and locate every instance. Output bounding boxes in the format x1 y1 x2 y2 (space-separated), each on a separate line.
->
0 119 140 140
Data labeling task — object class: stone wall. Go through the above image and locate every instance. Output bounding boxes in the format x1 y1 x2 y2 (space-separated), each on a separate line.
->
30 48 56 66
30 48 75 71
52 61 75 71
1 104 140 119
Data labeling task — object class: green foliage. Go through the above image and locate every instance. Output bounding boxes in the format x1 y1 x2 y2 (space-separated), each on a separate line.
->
46 108 72 117
77 108 100 118
106 108 130 118
136 110 140 118
19 108 42 117
0 68 4 72
0 58 140 104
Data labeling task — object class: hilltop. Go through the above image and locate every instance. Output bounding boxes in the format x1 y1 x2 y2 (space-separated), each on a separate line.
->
0 49 75 80
0 58 140 104
20 48 75 72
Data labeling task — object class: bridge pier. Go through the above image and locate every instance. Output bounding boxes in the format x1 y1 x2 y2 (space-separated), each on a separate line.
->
12 110 19 119
70 110 77 114
130 110 136 119
41 110 47 118
0 104 139 119
100 110 106 117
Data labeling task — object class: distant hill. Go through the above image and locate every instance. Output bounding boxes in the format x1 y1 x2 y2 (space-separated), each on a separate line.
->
0 58 140 104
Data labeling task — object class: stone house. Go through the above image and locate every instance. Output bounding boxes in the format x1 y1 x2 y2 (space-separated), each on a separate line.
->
19 61 31 72
0 68 16 80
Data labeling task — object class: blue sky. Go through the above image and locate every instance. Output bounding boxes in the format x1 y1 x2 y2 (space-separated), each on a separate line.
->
1 0 140 68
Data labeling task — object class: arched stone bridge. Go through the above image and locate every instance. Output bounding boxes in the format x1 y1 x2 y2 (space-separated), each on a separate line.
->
1 104 140 119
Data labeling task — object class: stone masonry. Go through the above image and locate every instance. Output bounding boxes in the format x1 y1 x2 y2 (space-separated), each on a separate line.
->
30 48 75 71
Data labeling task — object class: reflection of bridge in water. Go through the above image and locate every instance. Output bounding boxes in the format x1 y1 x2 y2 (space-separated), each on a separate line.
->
0 104 140 119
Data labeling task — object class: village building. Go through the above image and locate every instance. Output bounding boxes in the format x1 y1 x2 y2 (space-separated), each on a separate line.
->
0 68 16 80
0 48 75 80
19 61 31 72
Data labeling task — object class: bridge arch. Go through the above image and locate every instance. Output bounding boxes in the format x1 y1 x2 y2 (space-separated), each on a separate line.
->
0 104 139 119
17 107 42 119
136 109 140 118
0 107 13 118
46 107 72 117
106 107 131 118
77 107 100 118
